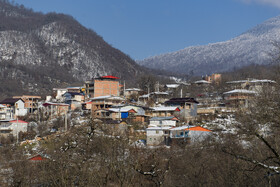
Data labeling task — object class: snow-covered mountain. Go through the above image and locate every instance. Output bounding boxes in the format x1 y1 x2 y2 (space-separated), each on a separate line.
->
0 1 146 97
138 15 280 75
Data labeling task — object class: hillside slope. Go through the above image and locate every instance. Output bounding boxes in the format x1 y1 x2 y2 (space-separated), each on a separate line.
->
138 15 280 75
0 1 146 98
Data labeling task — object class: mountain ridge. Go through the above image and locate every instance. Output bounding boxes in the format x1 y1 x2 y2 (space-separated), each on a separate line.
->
0 0 147 98
138 15 280 76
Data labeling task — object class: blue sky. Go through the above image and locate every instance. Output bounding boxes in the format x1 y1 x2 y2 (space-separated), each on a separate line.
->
13 0 280 60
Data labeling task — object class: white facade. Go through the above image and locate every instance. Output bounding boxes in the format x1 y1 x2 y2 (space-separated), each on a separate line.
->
53 88 67 101
146 127 170 146
15 100 27 117
0 120 28 137
149 120 176 127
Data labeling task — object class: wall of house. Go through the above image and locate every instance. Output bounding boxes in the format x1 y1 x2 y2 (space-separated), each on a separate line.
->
15 100 27 117
11 122 28 137
146 129 165 146
149 120 176 127
94 80 120 97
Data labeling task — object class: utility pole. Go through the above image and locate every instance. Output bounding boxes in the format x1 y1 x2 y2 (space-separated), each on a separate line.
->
16 118 19 144
123 80 126 97
65 111 68 131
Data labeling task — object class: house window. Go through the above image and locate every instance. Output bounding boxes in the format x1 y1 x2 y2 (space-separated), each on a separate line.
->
156 130 159 134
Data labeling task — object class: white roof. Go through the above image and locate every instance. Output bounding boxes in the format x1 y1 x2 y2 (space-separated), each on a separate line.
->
43 102 69 106
108 108 135 113
151 92 169 95
152 106 179 111
166 84 179 88
249 79 276 84
91 95 124 101
139 94 150 98
125 88 142 91
169 126 194 131
146 126 172 130
223 89 257 95
226 79 276 84
0 104 6 108
194 80 210 84
226 80 248 84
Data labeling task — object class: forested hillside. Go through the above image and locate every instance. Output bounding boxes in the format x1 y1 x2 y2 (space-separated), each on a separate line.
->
0 0 147 98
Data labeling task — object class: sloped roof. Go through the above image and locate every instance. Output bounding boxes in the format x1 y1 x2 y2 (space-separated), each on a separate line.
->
9 120 28 124
125 88 142 91
108 108 137 113
42 102 69 107
170 126 211 132
166 84 180 88
91 95 124 101
0 98 23 104
100 75 120 79
188 126 212 132
194 80 210 84
152 106 180 112
165 97 199 104
150 116 179 121
223 89 257 95
146 126 172 130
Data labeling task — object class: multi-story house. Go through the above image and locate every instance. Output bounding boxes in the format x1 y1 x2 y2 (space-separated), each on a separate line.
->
0 98 27 120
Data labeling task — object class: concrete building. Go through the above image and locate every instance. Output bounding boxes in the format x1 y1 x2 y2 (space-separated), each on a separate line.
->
0 98 27 119
165 98 199 122
93 76 121 98
13 95 41 113
0 120 28 138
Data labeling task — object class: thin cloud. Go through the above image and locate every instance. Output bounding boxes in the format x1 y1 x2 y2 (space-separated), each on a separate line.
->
240 0 280 8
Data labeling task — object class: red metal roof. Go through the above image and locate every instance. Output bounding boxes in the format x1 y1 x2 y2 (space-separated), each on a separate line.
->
28 154 47 161
100 75 120 79
9 120 28 124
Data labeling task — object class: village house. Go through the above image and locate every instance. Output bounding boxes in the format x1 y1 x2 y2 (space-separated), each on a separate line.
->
148 116 179 127
150 92 169 104
0 119 29 138
138 92 169 106
148 106 180 117
165 98 199 122
146 116 179 146
52 88 68 101
67 87 83 93
117 105 149 123
13 95 41 114
204 73 221 84
82 100 93 110
146 126 171 146
164 84 180 94
194 80 211 86
124 88 142 98
166 126 212 146
0 98 27 119
226 79 276 91
91 95 125 113
93 108 136 121
93 76 121 98
146 125 212 146
223 89 257 108
62 92 85 110
0 104 7 120
42 102 69 118
84 80 94 99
